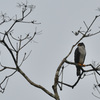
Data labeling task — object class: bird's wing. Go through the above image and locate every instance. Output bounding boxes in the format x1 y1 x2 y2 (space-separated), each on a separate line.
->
74 47 80 63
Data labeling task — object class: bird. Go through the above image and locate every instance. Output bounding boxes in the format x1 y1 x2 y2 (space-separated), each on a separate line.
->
74 42 86 76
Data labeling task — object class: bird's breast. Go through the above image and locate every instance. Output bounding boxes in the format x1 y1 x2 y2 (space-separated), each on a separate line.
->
78 46 86 64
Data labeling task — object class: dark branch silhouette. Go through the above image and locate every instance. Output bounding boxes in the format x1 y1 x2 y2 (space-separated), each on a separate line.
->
0 2 100 100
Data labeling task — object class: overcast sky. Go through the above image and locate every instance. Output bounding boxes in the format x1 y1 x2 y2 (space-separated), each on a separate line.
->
0 0 100 100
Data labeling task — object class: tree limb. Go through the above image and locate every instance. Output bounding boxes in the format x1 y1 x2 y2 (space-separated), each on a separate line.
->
18 67 56 99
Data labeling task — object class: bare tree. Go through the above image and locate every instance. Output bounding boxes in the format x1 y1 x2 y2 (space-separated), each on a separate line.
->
0 2 100 100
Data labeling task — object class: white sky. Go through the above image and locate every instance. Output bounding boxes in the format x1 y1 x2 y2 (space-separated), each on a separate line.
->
0 0 100 100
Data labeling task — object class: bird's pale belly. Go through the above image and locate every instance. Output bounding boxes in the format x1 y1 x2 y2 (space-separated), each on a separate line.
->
79 55 84 64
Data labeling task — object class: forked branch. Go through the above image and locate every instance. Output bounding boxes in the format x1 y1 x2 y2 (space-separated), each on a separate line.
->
0 2 100 100
53 15 100 100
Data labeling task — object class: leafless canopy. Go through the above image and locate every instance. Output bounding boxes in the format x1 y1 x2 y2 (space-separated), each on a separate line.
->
0 2 100 100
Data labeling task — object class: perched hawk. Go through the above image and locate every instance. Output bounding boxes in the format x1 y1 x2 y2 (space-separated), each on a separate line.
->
74 42 86 76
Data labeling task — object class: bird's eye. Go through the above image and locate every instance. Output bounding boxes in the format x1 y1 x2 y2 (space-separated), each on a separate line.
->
78 44 80 46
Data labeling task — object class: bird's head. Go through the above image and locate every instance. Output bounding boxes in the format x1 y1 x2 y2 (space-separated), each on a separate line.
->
78 42 85 47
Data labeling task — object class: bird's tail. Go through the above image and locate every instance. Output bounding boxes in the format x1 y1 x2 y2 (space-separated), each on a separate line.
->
76 66 81 76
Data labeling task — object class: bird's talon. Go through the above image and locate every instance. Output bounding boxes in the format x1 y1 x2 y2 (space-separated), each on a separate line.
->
83 64 85 67
78 63 85 67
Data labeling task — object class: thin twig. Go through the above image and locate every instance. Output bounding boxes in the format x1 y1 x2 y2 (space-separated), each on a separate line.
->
83 21 88 29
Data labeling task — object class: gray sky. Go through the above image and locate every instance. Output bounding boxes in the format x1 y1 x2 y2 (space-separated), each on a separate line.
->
0 0 100 100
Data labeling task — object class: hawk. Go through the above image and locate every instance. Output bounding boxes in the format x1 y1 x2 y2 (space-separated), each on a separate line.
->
74 42 86 76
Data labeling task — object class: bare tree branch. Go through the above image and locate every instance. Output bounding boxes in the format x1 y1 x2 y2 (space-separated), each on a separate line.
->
0 2 100 100
18 67 56 99
52 15 100 100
